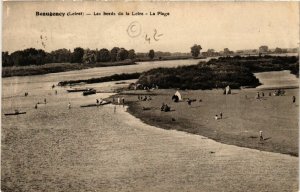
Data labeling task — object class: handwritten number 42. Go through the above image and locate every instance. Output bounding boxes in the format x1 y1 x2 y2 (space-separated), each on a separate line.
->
145 29 163 44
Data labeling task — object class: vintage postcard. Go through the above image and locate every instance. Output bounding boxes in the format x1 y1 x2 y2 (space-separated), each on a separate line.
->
2 2 299 192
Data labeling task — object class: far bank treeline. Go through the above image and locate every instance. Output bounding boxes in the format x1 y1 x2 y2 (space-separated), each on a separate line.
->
2 47 190 68
2 47 137 67
137 56 299 90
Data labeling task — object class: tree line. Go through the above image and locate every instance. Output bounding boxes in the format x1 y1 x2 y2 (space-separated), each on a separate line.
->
2 47 159 67
2 44 205 67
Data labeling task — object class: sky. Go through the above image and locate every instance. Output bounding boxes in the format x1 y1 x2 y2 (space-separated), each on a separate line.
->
2 2 299 53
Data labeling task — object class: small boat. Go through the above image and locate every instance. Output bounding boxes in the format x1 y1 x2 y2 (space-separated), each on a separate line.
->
67 88 91 93
80 101 111 107
83 89 96 96
5 110 26 116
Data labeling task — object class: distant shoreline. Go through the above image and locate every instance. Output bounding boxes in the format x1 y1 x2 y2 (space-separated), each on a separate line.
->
2 60 136 78
1 56 206 78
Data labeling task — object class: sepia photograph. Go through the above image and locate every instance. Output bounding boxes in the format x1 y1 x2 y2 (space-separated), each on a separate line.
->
1 1 299 192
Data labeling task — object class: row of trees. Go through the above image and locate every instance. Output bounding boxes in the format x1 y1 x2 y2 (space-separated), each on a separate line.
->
2 47 157 67
2 43 204 67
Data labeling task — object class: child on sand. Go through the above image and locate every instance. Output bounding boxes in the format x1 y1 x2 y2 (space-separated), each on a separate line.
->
215 115 218 120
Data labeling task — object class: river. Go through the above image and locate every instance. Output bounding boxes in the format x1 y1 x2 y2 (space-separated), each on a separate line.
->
254 70 299 89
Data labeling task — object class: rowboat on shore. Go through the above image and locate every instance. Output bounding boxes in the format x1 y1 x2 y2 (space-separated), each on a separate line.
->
80 101 111 107
83 89 97 96
67 88 91 92
5 110 26 116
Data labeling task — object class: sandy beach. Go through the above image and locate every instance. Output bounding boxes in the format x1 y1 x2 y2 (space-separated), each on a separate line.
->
117 88 299 157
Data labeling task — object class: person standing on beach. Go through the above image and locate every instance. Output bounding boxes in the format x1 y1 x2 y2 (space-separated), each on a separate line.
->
259 131 264 141
256 92 260 99
44 98 47 104
220 112 223 119
55 90 58 95
117 97 120 105
35 103 38 109
215 115 218 120
292 96 296 103
68 102 71 109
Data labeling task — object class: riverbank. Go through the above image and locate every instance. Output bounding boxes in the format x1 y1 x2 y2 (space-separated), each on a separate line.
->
111 88 299 156
2 60 136 77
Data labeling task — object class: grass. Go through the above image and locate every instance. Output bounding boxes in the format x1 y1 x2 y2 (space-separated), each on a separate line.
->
112 88 299 156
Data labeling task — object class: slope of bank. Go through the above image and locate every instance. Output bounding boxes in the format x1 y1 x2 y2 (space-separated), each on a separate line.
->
112 88 299 156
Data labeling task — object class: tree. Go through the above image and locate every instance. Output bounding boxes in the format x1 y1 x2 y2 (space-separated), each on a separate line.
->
83 49 97 64
191 44 202 58
128 49 136 60
148 49 155 60
51 49 71 63
223 48 231 56
110 47 120 62
71 47 84 63
259 46 269 53
97 48 111 62
274 47 283 53
117 48 129 61
2 51 12 67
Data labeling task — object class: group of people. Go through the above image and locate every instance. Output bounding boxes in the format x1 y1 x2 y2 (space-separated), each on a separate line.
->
34 98 47 109
112 97 125 106
138 95 152 101
161 103 170 112
256 92 266 99
214 112 223 120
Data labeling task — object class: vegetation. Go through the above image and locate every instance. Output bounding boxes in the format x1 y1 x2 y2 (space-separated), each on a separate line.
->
2 47 137 67
148 49 155 60
137 62 260 90
137 55 299 90
58 72 141 86
208 55 299 75
191 44 202 57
